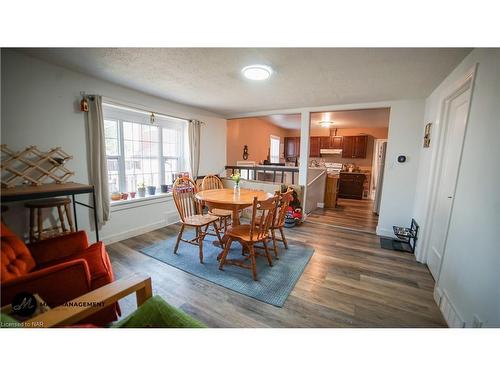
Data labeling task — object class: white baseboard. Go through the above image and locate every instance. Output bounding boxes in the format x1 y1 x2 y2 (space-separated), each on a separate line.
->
102 218 179 245
434 286 465 328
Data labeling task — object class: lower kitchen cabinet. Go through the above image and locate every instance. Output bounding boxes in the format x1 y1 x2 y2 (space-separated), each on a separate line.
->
338 172 366 199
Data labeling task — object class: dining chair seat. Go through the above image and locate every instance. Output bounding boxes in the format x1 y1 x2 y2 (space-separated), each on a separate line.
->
208 208 233 217
183 213 220 226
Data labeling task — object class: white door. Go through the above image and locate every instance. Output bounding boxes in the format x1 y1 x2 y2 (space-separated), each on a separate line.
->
427 86 472 279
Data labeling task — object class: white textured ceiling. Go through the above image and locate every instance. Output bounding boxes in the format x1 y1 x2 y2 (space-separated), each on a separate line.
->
262 108 390 129
19 48 470 117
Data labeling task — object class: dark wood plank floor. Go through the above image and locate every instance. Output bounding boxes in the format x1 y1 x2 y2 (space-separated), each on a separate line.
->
107 219 446 328
308 198 379 233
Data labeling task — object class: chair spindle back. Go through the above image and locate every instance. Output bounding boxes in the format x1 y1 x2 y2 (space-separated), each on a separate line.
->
172 177 201 221
249 195 279 241
275 188 294 227
201 174 224 191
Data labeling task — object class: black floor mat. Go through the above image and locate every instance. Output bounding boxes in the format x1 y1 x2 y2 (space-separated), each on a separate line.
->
380 237 413 252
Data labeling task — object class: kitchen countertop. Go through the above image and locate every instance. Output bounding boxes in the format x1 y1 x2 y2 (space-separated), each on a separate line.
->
340 171 370 175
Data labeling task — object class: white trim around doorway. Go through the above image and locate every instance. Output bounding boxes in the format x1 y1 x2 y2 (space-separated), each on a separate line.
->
417 64 477 274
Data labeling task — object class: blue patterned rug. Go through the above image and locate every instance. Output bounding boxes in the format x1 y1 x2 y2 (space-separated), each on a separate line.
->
139 231 314 307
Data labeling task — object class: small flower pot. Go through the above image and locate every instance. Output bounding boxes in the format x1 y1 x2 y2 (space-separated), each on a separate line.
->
137 187 146 198
111 192 121 201
160 184 169 193
129 192 136 199
121 193 129 200
147 186 156 195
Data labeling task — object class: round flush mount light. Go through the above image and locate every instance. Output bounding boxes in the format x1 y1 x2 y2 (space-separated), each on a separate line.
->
241 65 273 81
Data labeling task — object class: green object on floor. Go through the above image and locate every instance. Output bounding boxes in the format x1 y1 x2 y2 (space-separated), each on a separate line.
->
113 295 207 328
0 313 22 328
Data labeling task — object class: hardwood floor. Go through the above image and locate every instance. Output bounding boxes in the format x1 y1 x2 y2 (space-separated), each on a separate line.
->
107 220 446 327
308 198 379 233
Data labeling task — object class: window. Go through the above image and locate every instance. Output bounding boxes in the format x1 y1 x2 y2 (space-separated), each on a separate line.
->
103 103 188 195
270 135 280 164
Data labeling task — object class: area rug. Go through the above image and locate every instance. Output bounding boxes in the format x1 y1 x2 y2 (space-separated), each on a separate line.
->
139 231 314 307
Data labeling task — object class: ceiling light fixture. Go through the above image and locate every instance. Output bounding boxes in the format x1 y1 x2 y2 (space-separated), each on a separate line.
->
319 120 334 127
241 65 273 81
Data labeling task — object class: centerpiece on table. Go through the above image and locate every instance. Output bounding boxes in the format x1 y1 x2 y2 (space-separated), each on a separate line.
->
231 172 241 194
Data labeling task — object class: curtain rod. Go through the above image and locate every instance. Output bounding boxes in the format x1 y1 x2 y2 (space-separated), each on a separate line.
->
81 91 203 124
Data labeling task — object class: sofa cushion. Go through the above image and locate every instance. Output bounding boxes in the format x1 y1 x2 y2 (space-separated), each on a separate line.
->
39 241 113 290
1 223 36 282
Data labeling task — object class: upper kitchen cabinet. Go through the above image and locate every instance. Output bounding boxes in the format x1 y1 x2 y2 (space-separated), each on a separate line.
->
284 136 300 159
319 136 331 149
310 136 321 157
330 136 343 149
342 135 368 158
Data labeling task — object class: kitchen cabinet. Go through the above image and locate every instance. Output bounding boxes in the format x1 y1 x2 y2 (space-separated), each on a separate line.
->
309 136 321 157
341 135 368 158
319 136 331 149
330 136 343 149
338 172 366 199
284 137 300 159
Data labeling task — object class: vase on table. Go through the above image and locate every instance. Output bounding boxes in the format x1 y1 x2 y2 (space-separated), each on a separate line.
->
234 182 240 195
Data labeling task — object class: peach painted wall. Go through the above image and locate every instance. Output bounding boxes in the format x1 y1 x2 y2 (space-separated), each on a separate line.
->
227 118 288 165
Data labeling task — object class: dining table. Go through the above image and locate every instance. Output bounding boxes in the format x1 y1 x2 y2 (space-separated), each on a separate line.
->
195 188 273 255
195 188 273 226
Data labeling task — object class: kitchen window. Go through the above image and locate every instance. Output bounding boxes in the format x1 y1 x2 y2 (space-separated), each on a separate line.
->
103 103 188 195
270 135 280 164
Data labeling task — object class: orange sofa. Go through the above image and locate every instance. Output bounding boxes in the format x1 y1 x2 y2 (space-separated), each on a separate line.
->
1 222 119 325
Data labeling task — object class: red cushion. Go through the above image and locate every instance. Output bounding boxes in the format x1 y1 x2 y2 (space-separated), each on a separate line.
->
39 241 113 290
1 223 36 282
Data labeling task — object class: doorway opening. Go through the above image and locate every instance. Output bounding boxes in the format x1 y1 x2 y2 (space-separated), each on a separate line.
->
306 107 391 234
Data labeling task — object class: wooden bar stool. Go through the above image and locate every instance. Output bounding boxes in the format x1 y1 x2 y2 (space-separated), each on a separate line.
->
25 197 75 243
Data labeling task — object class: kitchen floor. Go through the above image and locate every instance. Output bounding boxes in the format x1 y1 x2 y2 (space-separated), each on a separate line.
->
308 198 379 233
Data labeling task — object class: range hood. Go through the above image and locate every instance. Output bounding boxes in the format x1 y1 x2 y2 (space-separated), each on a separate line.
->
320 149 342 155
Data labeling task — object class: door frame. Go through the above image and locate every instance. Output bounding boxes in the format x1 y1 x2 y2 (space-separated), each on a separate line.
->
370 138 388 200
418 64 477 278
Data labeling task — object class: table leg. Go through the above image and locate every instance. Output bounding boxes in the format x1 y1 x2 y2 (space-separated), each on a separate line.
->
232 208 240 226
72 194 78 231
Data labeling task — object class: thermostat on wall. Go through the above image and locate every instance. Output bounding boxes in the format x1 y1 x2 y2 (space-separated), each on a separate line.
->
397 155 407 163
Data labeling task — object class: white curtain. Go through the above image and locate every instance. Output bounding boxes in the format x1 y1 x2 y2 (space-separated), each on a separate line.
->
188 119 202 179
86 95 110 224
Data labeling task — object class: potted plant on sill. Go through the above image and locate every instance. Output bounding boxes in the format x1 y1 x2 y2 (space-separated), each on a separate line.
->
147 185 156 196
137 182 146 198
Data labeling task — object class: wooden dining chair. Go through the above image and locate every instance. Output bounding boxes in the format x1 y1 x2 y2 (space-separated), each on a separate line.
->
172 177 222 263
254 188 294 259
269 188 294 258
201 174 232 232
218 195 279 281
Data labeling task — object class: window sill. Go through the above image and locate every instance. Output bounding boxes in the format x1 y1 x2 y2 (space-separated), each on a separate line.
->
110 192 173 211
